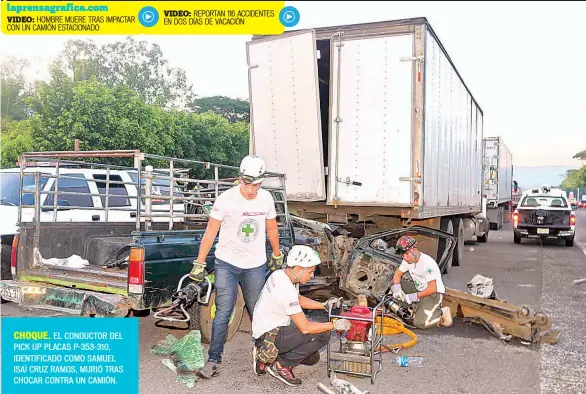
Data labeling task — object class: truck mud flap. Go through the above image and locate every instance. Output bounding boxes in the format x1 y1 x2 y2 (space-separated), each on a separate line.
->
0 280 130 317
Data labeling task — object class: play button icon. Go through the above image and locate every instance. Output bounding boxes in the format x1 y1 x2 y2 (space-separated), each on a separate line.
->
138 6 159 28
279 6 300 28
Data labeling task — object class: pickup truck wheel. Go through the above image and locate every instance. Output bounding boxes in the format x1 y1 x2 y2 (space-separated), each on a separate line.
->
1 245 12 303
513 232 521 244
565 237 574 247
189 285 245 345
1 244 12 280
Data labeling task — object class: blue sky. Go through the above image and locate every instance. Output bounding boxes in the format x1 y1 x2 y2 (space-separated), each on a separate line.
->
1 1 585 167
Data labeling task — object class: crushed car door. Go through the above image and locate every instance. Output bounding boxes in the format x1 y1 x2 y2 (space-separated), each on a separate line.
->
339 226 456 301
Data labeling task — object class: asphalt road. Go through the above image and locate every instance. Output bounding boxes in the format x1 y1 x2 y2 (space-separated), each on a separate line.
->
2 211 586 394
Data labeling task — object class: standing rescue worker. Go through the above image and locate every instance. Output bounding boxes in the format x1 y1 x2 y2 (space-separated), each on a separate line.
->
189 155 284 379
251 245 351 387
390 235 453 329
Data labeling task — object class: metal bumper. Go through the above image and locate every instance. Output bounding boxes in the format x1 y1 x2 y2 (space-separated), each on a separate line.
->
515 227 574 238
0 280 131 316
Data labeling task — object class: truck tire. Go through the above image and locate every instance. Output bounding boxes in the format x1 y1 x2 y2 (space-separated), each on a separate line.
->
1 244 12 304
565 237 574 247
477 231 488 243
1 244 12 280
513 232 521 244
188 285 246 345
452 218 464 267
437 218 454 274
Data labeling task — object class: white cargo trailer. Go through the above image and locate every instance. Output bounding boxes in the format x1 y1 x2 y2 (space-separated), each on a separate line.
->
483 137 513 230
246 17 490 271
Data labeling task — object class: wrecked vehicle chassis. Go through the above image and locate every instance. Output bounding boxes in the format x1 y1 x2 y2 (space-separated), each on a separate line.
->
294 219 559 345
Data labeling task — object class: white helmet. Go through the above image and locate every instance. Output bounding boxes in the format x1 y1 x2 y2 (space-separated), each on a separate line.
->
239 155 266 184
286 245 321 268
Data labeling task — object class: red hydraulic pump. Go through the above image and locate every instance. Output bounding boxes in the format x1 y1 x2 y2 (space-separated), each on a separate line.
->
339 306 373 342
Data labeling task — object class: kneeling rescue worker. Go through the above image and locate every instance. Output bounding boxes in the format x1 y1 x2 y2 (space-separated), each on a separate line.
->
390 235 453 329
251 245 351 387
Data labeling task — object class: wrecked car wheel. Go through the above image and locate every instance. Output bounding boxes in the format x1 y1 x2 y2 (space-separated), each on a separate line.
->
188 285 245 344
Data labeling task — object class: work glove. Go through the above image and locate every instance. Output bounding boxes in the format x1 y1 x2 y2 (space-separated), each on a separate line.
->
404 292 419 305
268 249 285 271
390 284 403 299
189 260 207 283
333 318 352 332
323 297 344 310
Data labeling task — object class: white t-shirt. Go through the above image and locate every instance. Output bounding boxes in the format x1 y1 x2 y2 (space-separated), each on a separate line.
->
210 186 277 269
252 270 303 339
398 252 445 294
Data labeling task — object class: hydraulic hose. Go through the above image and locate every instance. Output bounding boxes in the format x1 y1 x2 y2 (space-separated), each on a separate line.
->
375 315 418 352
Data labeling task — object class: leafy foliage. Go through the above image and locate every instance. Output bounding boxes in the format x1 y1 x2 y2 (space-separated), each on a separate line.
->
0 55 33 122
561 167 586 190
1 39 251 173
573 150 586 160
52 37 196 109
561 149 586 190
191 96 250 123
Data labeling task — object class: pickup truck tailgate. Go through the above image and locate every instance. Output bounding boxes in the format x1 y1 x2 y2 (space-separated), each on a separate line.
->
517 208 572 227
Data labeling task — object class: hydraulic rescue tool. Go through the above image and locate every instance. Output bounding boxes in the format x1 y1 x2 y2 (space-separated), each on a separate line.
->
153 274 212 323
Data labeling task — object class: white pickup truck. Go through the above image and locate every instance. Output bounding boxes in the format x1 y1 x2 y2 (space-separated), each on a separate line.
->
0 166 184 281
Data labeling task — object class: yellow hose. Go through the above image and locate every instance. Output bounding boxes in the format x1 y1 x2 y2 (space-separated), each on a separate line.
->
374 316 418 351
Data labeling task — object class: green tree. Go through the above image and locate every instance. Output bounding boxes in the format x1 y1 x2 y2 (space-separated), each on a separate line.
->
0 55 33 122
0 119 36 168
27 77 168 154
561 149 586 190
12 76 249 173
561 167 586 190
191 96 250 123
52 37 196 109
573 150 586 161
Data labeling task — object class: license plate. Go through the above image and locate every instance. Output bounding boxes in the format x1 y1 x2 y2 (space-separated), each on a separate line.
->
537 228 549 235
0 283 22 303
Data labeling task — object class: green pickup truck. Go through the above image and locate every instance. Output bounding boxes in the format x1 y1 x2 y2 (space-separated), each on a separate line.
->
0 151 294 343
1 151 457 345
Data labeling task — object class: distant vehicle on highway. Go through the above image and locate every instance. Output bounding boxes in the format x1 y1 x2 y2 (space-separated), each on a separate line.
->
512 185 576 246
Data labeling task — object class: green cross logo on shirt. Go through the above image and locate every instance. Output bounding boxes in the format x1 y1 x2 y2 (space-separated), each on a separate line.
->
238 219 259 243
427 268 432 274
241 223 255 237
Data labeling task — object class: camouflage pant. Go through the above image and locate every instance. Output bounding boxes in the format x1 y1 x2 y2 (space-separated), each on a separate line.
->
256 327 279 364
255 325 328 367
398 279 443 329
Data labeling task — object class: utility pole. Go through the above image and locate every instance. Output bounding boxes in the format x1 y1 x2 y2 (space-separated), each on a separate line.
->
74 139 80 151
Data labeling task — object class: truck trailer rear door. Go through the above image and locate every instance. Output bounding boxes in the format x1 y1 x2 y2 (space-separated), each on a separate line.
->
246 30 326 201
328 33 414 205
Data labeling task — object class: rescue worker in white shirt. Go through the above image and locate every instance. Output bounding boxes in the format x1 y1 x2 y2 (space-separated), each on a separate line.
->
390 235 453 329
189 155 284 379
251 245 352 387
